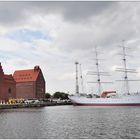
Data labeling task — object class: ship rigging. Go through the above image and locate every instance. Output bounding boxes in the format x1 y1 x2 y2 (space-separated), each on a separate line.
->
69 41 140 106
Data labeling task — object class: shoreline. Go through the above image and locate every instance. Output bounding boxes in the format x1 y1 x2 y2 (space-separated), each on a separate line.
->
0 102 72 109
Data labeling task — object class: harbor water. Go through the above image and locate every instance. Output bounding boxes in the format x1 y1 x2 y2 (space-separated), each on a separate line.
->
0 105 140 139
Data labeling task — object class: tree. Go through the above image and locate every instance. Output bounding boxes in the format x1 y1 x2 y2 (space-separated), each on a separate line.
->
45 93 51 99
53 92 69 100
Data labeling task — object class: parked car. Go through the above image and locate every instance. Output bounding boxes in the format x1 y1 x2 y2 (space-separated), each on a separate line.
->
24 99 40 104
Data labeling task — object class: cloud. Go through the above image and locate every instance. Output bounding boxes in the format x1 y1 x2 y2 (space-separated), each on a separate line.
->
58 72 75 80
0 2 140 94
0 2 115 26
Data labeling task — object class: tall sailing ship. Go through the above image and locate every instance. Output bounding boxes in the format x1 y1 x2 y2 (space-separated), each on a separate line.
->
69 42 140 106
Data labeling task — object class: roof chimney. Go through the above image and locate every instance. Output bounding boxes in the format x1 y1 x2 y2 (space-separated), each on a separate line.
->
34 65 40 71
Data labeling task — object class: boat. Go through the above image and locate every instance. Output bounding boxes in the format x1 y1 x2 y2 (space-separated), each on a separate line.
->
69 42 140 106
69 92 140 106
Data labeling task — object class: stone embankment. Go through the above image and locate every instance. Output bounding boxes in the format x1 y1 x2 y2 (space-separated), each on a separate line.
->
0 101 72 109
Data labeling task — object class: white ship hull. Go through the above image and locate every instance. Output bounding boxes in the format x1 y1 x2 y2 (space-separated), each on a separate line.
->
69 94 140 106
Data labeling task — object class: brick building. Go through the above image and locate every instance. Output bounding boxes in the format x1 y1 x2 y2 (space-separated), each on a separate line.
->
0 63 16 101
13 66 45 99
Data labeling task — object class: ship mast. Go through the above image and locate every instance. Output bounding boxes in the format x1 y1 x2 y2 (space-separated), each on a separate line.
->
79 63 84 94
116 40 138 95
75 61 79 96
87 47 112 96
122 40 129 94
95 46 101 94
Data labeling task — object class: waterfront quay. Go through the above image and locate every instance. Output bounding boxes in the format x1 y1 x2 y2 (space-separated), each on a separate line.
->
0 100 72 109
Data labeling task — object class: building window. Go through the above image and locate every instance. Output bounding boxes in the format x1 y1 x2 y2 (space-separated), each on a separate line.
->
8 88 11 93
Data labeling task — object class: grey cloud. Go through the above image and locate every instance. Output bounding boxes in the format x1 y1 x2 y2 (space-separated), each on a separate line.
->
47 1 140 61
0 2 29 25
1 1 140 94
0 1 117 25
53 2 116 22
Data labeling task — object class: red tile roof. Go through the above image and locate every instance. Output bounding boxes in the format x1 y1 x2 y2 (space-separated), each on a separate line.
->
13 66 41 82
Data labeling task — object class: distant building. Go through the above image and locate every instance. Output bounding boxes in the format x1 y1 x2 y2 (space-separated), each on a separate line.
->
13 66 45 99
0 63 16 101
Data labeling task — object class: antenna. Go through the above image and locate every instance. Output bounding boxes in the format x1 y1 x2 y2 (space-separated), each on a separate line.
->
79 63 84 94
75 62 79 96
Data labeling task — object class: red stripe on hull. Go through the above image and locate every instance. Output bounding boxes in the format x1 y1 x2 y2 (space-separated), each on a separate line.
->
73 103 140 106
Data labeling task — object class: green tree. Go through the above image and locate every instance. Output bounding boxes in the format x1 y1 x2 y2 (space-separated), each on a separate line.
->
45 93 51 99
53 92 69 100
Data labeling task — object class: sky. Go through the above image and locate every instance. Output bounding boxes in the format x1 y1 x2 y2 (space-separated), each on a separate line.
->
1 1 140 95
